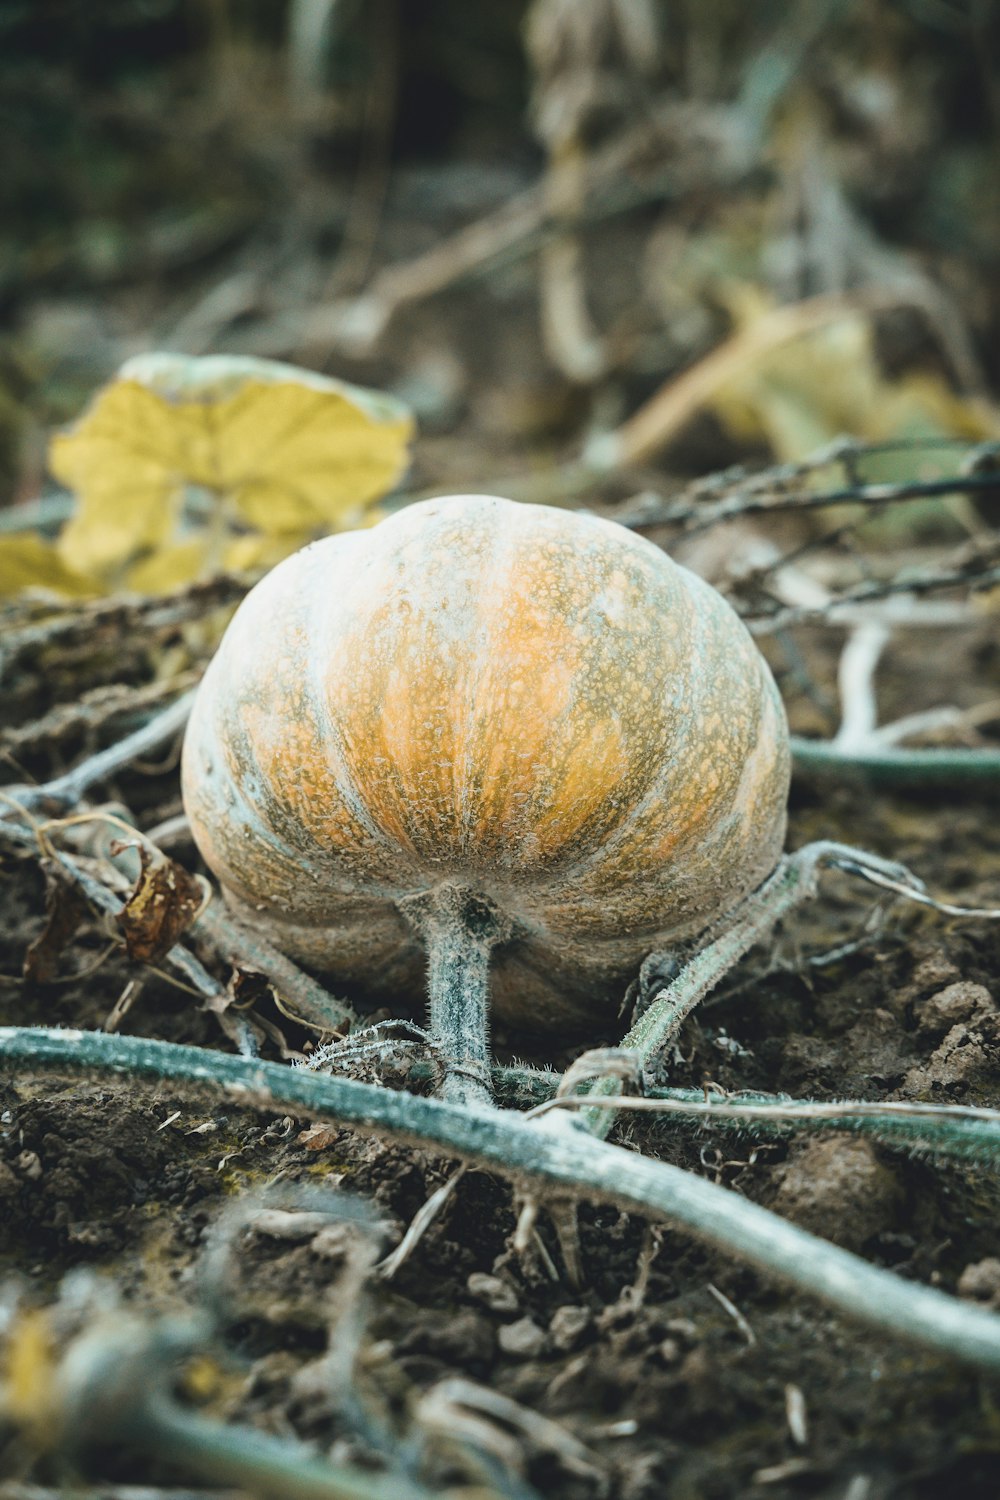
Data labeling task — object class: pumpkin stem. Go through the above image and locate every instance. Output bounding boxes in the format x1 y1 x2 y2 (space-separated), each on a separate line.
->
398 883 512 1109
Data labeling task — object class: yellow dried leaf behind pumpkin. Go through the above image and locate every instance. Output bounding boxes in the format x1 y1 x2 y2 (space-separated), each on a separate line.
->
709 287 1000 462
0 533 101 598
49 353 415 577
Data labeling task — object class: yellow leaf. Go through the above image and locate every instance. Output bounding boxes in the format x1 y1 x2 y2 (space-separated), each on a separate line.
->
221 532 300 574
708 291 1000 464
0 533 101 599
2 1310 57 1430
886 372 1000 442
711 310 882 459
124 533 313 594
124 538 213 595
49 353 414 576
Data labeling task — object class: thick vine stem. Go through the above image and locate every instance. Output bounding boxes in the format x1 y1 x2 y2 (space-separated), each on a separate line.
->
397 883 512 1108
441 1059 1000 1177
790 736 1000 784
6 1027 1000 1375
431 1064 1000 1165
576 839 932 1138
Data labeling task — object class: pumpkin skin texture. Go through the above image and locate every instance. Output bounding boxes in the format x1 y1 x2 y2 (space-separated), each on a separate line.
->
181 494 790 1035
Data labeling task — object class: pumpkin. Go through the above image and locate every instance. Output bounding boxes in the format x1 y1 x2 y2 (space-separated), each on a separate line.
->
182 493 790 1062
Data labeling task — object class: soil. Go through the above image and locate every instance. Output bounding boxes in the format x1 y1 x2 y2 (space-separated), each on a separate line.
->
1 652 1000 1499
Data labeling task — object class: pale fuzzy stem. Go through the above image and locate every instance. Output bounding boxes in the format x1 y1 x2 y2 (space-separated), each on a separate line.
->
576 857 812 1137
147 1398 418 1500
57 1314 428 1500
870 702 1000 747
834 621 889 750
7 1027 1000 1374
578 840 921 1138
2 689 197 816
398 883 511 1109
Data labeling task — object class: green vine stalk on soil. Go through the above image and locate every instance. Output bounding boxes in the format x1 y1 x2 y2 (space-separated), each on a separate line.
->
789 736 1000 783
5 1025 1000 1376
566 839 966 1139
476 1062 1000 1164
536 1090 1000 1162
305 1054 1000 1164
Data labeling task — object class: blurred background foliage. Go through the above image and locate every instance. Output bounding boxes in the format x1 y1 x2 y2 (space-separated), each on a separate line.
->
2 0 1000 554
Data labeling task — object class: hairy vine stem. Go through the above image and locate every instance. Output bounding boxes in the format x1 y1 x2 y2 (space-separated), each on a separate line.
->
1 690 196 815
4 1026 1000 1375
789 737 1000 783
388 1063 1000 1163
575 840 937 1139
398 883 512 1108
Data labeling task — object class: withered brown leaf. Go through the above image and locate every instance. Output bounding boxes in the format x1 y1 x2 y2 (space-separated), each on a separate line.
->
23 858 91 985
115 842 205 964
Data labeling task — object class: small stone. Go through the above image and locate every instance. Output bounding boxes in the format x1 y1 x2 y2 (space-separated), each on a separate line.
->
14 1151 42 1181
298 1123 341 1150
67 1222 115 1248
901 955 962 1004
548 1304 592 1351
958 1257 1000 1309
466 1271 520 1315
498 1316 546 1359
656 1337 681 1364
250 1209 336 1240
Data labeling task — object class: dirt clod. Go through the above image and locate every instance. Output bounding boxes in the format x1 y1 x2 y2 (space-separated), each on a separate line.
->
903 1014 1000 1095
958 1258 1000 1309
467 1270 521 1314
549 1304 593 1351
914 982 995 1040
770 1136 904 1250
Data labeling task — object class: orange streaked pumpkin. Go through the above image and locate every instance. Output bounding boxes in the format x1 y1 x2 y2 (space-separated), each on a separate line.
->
181 494 790 1046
